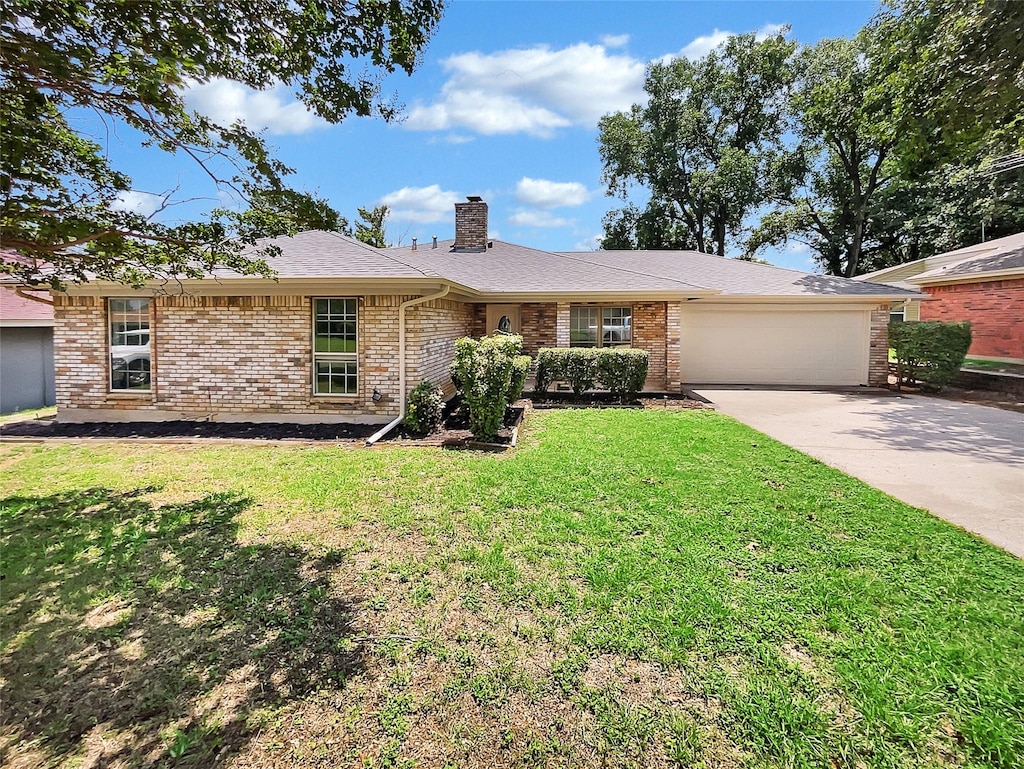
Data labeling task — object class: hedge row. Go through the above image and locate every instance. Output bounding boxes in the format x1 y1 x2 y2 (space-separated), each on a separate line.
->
889 320 972 390
534 347 649 401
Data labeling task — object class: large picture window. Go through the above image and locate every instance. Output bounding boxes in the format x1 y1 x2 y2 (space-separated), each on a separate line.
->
569 305 632 348
313 298 358 395
109 298 151 390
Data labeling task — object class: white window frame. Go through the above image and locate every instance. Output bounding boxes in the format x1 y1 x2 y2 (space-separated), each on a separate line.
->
108 298 152 392
312 297 359 396
568 304 633 348
889 302 906 324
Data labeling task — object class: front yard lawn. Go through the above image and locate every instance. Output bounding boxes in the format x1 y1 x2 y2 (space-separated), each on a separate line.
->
2 409 1022 768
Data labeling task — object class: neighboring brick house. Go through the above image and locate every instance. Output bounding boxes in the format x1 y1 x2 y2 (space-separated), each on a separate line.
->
859 232 1024 363
26 198 914 424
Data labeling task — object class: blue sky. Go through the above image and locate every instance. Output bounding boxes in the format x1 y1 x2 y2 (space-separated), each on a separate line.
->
105 0 879 271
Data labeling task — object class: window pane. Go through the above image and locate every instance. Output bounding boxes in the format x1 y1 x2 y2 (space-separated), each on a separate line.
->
602 306 632 347
110 298 151 390
569 306 598 347
314 297 357 353
314 359 357 395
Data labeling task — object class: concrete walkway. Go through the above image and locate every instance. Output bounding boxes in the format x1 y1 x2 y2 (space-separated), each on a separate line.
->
696 388 1024 558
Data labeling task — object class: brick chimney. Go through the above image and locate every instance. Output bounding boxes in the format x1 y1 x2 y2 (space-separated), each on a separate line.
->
454 196 488 251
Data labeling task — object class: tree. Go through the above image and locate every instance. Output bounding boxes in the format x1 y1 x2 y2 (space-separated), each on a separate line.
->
871 0 1024 157
0 0 445 287
748 35 901 277
354 205 389 248
598 31 796 256
749 1 1024 277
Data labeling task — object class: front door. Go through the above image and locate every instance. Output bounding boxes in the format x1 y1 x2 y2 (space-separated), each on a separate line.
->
485 304 521 336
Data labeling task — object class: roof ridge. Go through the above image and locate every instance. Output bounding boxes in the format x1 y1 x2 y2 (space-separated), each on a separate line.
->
322 230 437 278
552 249 712 290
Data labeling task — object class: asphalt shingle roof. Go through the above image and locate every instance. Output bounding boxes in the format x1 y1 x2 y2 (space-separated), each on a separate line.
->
389 240 711 293
562 250 913 297
239 230 438 279
232 231 916 298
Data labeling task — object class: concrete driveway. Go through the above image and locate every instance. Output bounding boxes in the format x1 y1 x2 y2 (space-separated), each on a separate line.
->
696 388 1024 558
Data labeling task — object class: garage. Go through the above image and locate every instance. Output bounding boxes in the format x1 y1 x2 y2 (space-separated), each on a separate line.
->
680 304 871 386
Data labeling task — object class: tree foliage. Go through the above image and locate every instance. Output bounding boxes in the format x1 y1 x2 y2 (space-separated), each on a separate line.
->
0 0 445 287
598 31 796 256
601 2 1023 277
748 35 900 277
354 205 390 248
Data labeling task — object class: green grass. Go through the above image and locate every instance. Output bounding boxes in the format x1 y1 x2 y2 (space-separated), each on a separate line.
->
963 358 1024 375
0 404 56 423
2 409 1022 768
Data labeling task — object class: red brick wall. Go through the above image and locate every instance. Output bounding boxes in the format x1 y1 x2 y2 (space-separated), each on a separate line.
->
470 303 487 338
919 278 1024 360
520 303 556 355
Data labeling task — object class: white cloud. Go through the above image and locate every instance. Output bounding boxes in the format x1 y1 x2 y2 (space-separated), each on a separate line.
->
663 23 789 63
573 234 603 251
508 210 573 228
110 190 164 217
515 178 590 209
404 42 646 137
184 78 325 135
601 34 630 49
379 185 462 224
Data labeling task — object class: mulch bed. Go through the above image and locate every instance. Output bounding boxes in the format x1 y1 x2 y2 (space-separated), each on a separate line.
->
0 419 379 441
382 399 523 448
0 394 710 444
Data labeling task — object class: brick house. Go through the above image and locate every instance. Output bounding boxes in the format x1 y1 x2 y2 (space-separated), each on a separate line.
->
860 232 1024 363
36 198 914 425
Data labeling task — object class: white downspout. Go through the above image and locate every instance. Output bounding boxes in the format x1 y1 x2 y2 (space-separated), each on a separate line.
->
365 284 451 445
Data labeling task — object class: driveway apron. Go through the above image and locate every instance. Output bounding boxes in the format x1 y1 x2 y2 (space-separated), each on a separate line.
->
696 388 1024 558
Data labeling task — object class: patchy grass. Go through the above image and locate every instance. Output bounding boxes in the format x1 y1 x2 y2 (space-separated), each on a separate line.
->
962 358 1024 375
1 409 1022 768
0 405 56 424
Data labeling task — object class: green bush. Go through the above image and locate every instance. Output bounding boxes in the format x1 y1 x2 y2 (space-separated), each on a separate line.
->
534 348 568 395
450 334 530 440
534 347 649 400
564 348 599 395
507 355 531 403
889 321 972 390
596 348 649 401
404 380 444 435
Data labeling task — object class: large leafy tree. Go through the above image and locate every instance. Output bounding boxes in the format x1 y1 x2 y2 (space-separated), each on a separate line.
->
598 31 796 256
748 35 900 277
0 0 445 287
749 1 1024 276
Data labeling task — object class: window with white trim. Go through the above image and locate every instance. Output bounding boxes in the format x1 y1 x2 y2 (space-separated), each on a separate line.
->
313 298 358 395
109 298 151 391
889 302 905 324
569 305 632 348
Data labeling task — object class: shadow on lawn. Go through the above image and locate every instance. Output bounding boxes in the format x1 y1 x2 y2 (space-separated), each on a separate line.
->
0 487 362 767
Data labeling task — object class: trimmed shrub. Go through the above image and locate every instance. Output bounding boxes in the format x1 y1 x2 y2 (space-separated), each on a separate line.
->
563 348 599 396
534 348 569 395
596 348 649 401
507 355 531 403
404 380 444 435
535 347 649 399
889 321 972 390
450 334 530 440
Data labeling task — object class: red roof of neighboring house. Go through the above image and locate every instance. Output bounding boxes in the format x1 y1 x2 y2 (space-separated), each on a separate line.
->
0 286 54 326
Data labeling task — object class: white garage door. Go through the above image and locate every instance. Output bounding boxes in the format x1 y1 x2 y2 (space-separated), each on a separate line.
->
680 305 871 385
